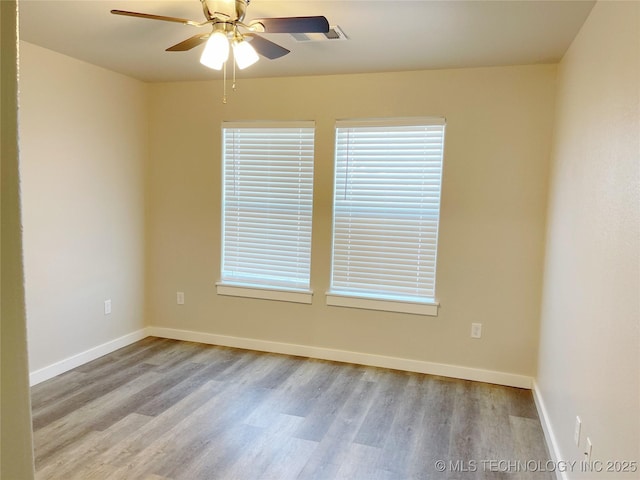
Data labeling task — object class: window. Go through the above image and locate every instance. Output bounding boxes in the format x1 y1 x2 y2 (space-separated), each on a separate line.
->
218 122 315 304
327 118 446 315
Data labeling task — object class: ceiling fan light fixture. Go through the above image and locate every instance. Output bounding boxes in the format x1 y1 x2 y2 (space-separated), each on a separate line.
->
232 38 259 70
200 31 229 70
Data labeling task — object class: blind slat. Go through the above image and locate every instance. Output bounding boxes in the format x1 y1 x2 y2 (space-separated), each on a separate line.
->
222 124 314 290
331 120 445 302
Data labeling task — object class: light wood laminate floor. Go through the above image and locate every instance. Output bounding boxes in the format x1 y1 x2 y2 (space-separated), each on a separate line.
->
32 337 553 479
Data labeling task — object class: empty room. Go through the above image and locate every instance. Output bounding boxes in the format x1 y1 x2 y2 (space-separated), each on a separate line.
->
1 0 638 479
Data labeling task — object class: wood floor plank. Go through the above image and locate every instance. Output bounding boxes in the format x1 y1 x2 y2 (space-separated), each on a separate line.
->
99 380 224 467
153 387 269 480
448 380 483 457
279 360 343 418
353 369 411 448
103 384 251 479
476 383 517 463
73 338 173 377
35 413 152 480
209 348 264 383
31 371 87 410
332 442 397 480
257 421 318 480
92 362 207 430
293 363 364 442
32 362 156 431
250 353 304 390
33 369 165 467
295 379 378 480
133 353 240 417
140 339 200 367
377 382 428 476
32 337 554 480
145 363 288 479
509 415 555 480
215 413 314 480
405 377 457 479
174 422 265 480
243 359 323 429
507 387 541 419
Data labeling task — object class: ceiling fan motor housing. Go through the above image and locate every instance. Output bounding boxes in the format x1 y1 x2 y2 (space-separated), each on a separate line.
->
203 0 249 22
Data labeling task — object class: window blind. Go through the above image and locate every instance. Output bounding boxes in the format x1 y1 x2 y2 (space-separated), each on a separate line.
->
330 118 446 303
221 122 314 291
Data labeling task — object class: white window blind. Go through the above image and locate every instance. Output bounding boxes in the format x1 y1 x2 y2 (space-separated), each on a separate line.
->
330 118 446 304
221 122 314 291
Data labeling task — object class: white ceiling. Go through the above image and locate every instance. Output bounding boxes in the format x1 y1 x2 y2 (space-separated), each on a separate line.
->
19 0 595 82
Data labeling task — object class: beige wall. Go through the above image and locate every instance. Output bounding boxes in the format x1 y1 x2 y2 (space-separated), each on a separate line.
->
148 64 556 378
1 1 35 477
19 42 148 371
536 0 639 474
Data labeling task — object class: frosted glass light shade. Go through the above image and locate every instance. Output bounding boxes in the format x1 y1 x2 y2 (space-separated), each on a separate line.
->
233 39 259 70
200 32 229 70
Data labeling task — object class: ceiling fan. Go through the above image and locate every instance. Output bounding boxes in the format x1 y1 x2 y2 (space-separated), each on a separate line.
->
111 0 330 70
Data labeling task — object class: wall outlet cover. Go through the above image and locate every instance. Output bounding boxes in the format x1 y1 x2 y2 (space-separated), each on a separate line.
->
585 437 592 462
574 416 582 445
471 323 482 338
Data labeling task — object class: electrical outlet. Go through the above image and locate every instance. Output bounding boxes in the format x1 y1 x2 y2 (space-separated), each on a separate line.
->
471 323 482 338
585 437 592 463
104 299 112 315
574 416 582 445
177 292 185 305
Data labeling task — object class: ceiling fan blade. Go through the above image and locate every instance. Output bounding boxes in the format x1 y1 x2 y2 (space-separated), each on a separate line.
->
245 34 290 60
251 16 329 34
166 34 209 52
110 9 201 27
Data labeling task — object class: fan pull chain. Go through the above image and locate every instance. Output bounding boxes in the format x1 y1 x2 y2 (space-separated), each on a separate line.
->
222 60 227 104
232 58 237 91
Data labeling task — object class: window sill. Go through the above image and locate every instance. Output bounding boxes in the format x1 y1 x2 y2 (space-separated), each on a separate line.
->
216 283 313 305
325 292 439 316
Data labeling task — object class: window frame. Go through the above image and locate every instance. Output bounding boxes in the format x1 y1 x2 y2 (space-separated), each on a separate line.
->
326 117 446 316
217 121 315 304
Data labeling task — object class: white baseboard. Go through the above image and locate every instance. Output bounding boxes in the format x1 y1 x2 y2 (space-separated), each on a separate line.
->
29 325 534 389
29 328 150 386
532 380 566 480
147 326 533 389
